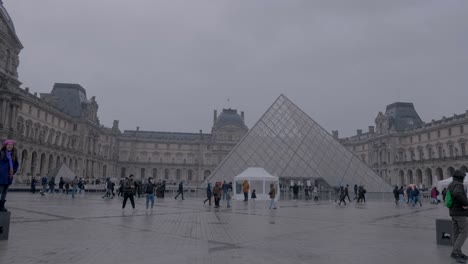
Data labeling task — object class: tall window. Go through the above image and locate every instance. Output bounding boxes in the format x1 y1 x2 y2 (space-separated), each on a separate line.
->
188 170 193 181
152 168 157 178
410 137 413 144
428 147 433 159
419 149 424 160
462 143 466 156
449 128 452 136
418 135 421 142
438 146 443 158
427 133 431 140
141 168 145 179
461 126 465 134
449 145 454 157
176 169 181 180
164 169 169 180
438 130 441 138
121 168 126 178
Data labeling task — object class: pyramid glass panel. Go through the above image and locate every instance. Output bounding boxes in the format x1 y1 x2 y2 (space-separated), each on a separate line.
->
208 95 392 192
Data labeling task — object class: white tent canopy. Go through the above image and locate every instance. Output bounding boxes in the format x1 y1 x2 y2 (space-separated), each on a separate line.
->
233 167 279 201
437 173 468 191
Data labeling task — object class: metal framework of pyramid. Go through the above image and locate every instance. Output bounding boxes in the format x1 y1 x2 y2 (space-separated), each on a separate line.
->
208 95 391 192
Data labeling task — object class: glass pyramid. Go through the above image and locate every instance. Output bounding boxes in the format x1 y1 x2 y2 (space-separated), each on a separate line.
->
208 95 391 192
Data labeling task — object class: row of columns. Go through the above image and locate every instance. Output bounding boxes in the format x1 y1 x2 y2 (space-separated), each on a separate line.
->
0 97 20 130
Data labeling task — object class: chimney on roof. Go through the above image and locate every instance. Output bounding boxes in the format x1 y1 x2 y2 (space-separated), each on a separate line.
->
214 110 217 125
241 111 245 120
136 126 140 131
357 129 362 137
25 87 29 93
369 126 375 134
34 92 37 97
332 130 339 139
112 120 120 132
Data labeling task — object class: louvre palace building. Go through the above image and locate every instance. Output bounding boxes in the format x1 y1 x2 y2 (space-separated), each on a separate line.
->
0 2 247 185
339 102 468 188
2 2 468 188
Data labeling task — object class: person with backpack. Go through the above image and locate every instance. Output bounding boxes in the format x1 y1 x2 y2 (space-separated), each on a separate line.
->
447 170 468 263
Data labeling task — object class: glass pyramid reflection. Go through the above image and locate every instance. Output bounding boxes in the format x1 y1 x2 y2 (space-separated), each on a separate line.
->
208 94 391 192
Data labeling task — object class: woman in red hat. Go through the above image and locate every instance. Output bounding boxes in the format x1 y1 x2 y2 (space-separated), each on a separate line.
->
0 139 19 212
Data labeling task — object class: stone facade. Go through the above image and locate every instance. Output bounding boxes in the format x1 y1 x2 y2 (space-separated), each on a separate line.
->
339 102 468 187
0 3 248 185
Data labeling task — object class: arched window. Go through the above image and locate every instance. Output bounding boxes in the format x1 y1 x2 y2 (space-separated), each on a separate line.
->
204 170 211 180
39 153 46 175
30 151 37 176
48 154 54 173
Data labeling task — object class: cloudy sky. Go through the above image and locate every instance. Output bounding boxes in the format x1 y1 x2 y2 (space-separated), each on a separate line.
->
4 0 468 137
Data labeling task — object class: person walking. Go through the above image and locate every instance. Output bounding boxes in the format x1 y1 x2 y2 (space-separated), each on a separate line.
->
344 184 351 202
412 186 423 207
293 183 299 200
268 184 277 209
430 187 439 204
0 139 19 212
48 177 56 194
338 186 347 206
174 180 185 200
353 184 358 201
71 176 79 199
213 182 221 208
145 178 156 210
102 178 113 199
399 186 405 204
222 181 228 200
40 175 48 196
447 170 468 263
58 177 64 194
242 180 250 202
30 176 37 194
393 185 400 205
203 183 212 205
122 175 136 210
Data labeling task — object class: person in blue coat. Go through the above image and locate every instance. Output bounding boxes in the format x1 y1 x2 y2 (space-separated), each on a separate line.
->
0 139 19 212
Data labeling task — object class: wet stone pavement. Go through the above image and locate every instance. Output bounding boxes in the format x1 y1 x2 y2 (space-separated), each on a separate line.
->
0 192 462 264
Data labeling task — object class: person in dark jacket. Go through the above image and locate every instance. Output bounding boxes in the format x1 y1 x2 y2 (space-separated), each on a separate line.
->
58 177 65 194
344 184 351 202
0 139 19 212
48 177 56 194
448 170 468 263
203 183 212 205
122 175 136 210
338 186 347 206
174 180 185 200
393 186 400 205
145 178 156 209
30 176 37 194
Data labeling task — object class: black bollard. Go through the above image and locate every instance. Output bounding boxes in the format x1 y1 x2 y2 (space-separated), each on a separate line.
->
0 211 11 240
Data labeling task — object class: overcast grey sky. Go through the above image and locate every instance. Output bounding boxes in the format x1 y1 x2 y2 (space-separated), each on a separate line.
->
5 0 468 137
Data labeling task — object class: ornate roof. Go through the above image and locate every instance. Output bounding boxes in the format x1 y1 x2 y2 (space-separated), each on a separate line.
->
214 109 246 129
384 102 423 131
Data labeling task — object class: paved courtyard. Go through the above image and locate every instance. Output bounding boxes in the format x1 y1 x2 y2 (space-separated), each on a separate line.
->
0 192 462 264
